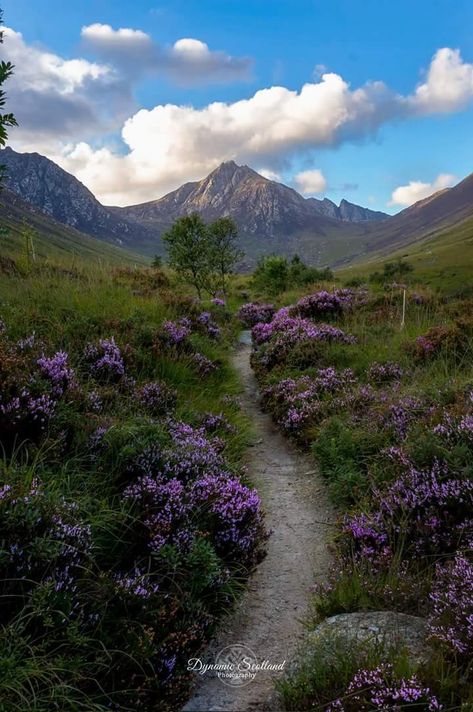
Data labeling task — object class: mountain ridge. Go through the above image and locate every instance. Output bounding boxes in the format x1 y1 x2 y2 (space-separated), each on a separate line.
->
115 160 388 225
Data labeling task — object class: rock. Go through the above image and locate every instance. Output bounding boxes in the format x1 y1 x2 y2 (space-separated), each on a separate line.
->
289 611 429 675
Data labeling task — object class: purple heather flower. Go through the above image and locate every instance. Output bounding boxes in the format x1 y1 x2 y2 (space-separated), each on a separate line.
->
367 361 404 384
37 351 77 397
344 458 473 566
86 390 103 413
84 337 125 381
192 352 217 376
114 567 160 599
328 663 441 711
17 332 36 351
162 319 192 345
190 473 266 566
200 412 235 433
137 381 177 416
237 303 275 327
428 554 473 654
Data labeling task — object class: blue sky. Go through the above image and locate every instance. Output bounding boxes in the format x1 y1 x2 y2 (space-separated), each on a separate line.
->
3 0 473 209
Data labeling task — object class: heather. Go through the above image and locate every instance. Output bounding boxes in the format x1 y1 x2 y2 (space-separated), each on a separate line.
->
247 281 473 709
0 264 266 711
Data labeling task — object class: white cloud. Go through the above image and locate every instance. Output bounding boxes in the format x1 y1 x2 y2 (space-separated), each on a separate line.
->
5 25 473 207
82 23 150 46
81 23 252 85
293 169 327 195
5 27 109 93
388 173 457 207
4 27 132 152
410 48 473 114
56 75 403 204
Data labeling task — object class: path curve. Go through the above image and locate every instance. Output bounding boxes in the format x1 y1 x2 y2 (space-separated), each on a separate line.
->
182 336 334 712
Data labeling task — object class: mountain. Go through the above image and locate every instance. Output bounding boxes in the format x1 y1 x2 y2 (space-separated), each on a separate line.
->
0 185 147 266
115 161 387 229
0 147 158 253
2 147 472 271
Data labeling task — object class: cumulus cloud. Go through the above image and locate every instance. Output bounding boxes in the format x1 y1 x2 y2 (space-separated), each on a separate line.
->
293 169 327 195
388 173 457 207
410 48 473 114
56 47 473 205
81 23 252 84
4 27 133 152
56 75 405 204
5 25 473 206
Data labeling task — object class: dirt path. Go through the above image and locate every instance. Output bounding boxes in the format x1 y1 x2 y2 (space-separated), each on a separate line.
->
182 335 334 712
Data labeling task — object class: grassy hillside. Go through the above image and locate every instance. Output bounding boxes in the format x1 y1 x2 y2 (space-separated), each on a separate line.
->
339 214 473 294
0 188 148 268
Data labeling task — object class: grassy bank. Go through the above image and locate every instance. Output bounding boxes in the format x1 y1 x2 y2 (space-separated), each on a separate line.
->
0 263 267 710
241 276 473 710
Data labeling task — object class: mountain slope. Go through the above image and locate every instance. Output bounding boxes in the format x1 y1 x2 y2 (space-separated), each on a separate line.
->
0 186 147 266
335 171 473 266
113 161 390 265
0 147 158 253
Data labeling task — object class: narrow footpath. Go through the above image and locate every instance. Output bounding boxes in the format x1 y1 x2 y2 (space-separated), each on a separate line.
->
182 335 334 712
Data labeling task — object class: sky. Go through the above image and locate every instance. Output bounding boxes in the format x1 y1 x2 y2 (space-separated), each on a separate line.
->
2 0 473 211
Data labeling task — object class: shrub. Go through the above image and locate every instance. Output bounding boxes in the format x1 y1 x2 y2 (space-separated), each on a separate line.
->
428 554 473 656
237 302 275 327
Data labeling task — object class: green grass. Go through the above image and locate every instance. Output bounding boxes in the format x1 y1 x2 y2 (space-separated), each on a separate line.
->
339 215 473 295
0 197 148 269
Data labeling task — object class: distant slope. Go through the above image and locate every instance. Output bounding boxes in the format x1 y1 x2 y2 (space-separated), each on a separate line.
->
340 212 473 295
336 172 473 266
3 146 472 271
0 147 160 254
0 187 147 266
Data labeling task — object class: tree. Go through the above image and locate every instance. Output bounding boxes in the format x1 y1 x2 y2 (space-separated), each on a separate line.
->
152 254 163 269
163 213 209 298
206 217 243 295
252 255 289 295
0 9 18 184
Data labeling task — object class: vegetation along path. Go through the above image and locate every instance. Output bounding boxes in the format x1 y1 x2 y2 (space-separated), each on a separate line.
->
183 334 334 712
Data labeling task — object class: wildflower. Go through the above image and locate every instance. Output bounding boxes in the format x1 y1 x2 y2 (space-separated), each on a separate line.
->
428 554 473 654
162 319 192 345
37 351 77 397
328 663 441 711
237 303 275 327
192 352 217 376
137 381 177 416
84 337 125 381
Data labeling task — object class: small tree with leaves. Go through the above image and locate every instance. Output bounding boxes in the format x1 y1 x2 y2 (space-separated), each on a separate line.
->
252 254 289 295
0 9 17 184
206 216 243 295
163 213 210 298
152 254 163 269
